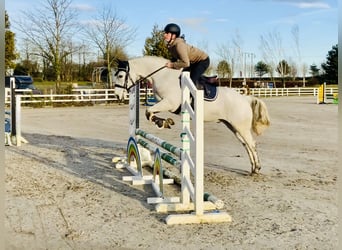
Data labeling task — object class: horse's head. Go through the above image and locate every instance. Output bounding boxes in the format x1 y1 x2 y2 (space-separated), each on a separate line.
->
113 56 171 101
113 60 132 101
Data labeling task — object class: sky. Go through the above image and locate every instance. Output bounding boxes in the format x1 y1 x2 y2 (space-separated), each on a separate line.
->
5 0 338 75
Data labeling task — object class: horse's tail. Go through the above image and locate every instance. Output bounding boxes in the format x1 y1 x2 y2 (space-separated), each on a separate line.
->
249 97 270 135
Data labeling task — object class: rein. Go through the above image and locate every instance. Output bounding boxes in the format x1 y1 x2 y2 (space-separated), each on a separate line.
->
139 65 166 83
115 64 166 91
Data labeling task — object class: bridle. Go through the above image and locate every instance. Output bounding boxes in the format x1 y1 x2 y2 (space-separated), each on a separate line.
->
114 61 166 91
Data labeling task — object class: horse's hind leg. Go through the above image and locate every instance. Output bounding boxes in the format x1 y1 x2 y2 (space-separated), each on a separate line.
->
235 130 261 174
220 119 260 174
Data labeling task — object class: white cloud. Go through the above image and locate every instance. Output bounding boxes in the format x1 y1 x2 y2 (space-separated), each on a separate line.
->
168 17 208 32
71 4 96 12
292 2 331 9
255 0 332 9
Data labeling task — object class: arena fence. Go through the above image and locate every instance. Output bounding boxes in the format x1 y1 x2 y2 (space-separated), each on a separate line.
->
5 87 338 106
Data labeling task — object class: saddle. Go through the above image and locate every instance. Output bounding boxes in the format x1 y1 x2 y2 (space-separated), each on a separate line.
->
174 75 219 115
196 75 218 101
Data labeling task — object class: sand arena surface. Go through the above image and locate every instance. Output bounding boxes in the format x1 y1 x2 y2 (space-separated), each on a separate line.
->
5 96 337 249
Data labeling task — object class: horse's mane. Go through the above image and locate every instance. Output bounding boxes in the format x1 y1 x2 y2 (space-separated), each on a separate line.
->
127 56 170 75
130 55 169 64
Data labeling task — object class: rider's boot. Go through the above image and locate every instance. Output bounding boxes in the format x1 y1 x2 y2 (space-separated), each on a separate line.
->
195 80 209 97
195 81 204 90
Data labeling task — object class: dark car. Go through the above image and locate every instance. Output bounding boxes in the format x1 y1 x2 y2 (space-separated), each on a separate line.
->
5 75 42 94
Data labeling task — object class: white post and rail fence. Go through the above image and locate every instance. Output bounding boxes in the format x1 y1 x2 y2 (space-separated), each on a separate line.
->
5 86 338 106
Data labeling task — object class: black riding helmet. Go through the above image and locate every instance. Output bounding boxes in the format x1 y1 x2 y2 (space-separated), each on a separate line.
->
164 23 181 37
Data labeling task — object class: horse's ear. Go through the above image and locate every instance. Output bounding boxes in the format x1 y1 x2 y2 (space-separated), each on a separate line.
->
116 59 129 72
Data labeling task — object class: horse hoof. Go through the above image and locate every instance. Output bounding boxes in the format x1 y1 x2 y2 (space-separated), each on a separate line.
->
145 110 152 121
154 118 165 129
166 118 175 125
163 121 171 129
251 169 260 175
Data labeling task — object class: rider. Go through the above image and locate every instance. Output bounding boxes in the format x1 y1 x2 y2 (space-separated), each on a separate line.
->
163 23 210 90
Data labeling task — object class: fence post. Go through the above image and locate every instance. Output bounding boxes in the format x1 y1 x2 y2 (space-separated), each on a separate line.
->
15 95 22 146
10 77 16 136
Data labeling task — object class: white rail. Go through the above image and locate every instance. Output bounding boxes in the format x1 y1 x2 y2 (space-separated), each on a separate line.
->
5 87 338 105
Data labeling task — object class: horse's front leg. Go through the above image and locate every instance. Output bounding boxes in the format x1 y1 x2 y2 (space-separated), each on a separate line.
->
145 99 176 129
145 110 174 129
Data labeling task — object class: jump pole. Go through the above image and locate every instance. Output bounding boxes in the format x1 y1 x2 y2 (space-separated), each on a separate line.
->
114 72 231 224
159 72 231 225
118 83 179 202
134 130 224 210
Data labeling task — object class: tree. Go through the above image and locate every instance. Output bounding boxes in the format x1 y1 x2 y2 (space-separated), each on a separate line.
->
276 60 290 87
288 60 297 81
310 64 320 77
215 31 242 88
5 11 17 73
309 64 321 85
16 0 79 89
83 5 136 88
321 44 338 84
216 60 231 85
254 61 268 79
143 24 171 59
260 29 285 84
301 63 308 87
291 25 301 83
